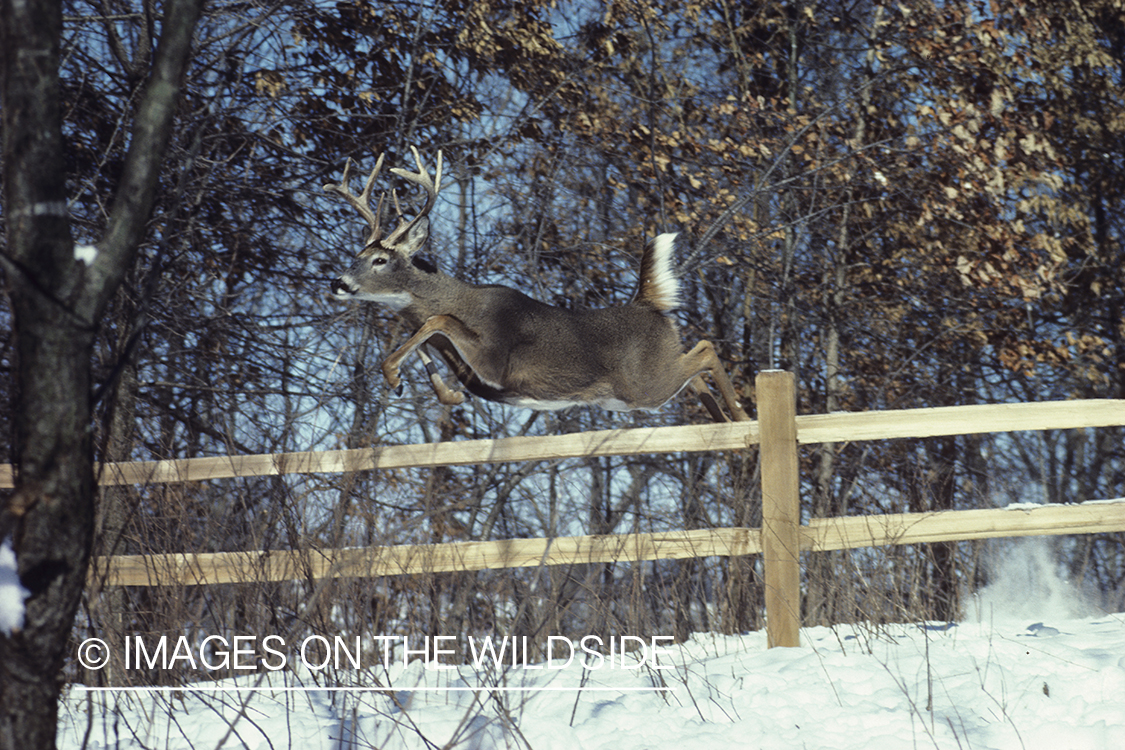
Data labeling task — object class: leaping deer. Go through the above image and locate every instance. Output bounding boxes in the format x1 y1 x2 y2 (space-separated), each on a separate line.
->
326 147 750 422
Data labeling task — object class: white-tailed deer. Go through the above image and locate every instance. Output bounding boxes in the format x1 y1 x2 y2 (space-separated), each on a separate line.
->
326 147 749 422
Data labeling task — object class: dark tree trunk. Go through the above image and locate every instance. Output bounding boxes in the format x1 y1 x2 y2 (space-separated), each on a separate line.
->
0 0 202 746
1 1 92 745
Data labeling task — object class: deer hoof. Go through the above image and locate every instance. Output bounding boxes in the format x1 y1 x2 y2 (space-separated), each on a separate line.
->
383 367 402 390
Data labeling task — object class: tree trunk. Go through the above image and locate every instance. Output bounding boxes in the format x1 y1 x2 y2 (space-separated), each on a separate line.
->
0 0 202 746
1 1 93 744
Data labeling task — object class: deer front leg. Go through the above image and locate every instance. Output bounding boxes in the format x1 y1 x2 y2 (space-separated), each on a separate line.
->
416 347 466 405
383 315 481 405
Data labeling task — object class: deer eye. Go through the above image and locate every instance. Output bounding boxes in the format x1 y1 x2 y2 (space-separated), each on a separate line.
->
372 256 388 267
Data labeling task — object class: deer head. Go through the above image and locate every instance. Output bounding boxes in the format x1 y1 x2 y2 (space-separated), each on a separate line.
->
327 147 444 309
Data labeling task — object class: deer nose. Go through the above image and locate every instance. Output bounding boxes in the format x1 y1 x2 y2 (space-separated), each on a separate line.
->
331 277 355 296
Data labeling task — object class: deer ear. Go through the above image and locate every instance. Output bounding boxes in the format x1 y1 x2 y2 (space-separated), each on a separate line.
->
400 216 429 257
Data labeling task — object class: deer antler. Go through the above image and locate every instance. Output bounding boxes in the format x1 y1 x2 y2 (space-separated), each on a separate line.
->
382 146 443 248
324 154 386 247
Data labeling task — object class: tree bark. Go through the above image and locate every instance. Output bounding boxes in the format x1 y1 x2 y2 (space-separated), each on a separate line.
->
1 1 92 745
0 0 202 746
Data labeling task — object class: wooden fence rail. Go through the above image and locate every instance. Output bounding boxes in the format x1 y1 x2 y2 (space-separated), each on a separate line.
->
95 502 1125 588
8 371 1125 648
2 396 1120 488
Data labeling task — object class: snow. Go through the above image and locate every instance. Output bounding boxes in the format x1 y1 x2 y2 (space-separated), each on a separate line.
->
74 243 98 265
54 539 1125 750
56 614 1125 750
0 539 29 635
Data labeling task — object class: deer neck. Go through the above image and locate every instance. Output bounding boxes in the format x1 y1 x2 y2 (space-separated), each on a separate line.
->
396 267 477 326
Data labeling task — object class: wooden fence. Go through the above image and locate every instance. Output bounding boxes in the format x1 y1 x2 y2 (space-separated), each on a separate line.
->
5 371 1125 648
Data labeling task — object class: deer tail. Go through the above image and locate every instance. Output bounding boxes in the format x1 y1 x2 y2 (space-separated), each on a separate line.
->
633 233 681 312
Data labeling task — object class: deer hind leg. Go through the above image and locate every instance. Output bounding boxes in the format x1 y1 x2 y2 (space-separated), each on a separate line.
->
383 315 483 406
680 340 751 422
688 376 728 423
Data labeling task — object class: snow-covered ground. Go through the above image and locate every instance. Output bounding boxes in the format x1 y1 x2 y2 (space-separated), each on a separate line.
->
53 539 1125 750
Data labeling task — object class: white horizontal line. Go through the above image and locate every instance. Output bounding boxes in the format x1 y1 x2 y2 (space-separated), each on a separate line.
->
73 686 674 693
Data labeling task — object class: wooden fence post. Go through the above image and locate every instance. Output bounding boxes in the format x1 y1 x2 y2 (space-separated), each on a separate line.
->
758 370 801 647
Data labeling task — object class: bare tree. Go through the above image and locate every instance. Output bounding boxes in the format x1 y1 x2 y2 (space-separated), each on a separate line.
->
0 0 202 746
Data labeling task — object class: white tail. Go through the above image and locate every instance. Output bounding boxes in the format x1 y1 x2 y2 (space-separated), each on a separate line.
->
326 147 749 422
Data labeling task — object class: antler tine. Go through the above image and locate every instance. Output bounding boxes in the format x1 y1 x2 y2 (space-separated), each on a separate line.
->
383 146 444 247
391 146 443 194
324 153 386 246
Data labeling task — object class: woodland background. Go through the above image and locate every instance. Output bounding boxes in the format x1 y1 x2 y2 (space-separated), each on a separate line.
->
2 0 1125 689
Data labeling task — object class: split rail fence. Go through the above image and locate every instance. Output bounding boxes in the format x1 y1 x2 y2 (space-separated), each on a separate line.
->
4 371 1125 647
